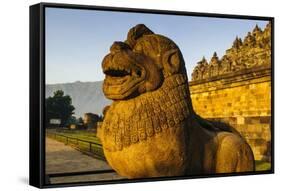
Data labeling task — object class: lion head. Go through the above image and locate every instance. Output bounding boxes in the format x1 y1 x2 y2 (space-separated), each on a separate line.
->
102 24 187 100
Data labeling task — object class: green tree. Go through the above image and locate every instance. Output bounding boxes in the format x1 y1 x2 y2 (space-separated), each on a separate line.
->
77 117 84 124
46 90 75 127
66 116 77 127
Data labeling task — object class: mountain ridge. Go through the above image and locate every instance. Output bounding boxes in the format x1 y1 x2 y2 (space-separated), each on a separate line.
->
46 81 111 117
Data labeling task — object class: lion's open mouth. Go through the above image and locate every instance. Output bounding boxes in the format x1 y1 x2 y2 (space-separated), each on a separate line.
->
104 68 131 78
102 63 145 100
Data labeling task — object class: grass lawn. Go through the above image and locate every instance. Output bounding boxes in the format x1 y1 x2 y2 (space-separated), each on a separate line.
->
47 129 100 142
255 160 271 171
54 129 101 143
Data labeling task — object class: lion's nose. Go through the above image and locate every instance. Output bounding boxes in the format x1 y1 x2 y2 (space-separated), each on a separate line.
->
110 41 131 54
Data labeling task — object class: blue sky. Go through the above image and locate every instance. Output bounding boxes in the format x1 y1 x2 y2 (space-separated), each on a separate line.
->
45 7 268 84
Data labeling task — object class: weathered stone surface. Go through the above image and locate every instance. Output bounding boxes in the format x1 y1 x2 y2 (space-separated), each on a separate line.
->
189 67 271 161
97 24 254 179
191 22 271 81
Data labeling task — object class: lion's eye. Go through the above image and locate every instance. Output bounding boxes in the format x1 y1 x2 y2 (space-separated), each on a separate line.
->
136 70 142 77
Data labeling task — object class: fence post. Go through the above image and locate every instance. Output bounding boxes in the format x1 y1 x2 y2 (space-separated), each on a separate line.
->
89 143 92 152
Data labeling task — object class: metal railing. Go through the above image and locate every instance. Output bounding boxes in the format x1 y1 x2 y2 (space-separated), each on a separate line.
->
46 131 105 160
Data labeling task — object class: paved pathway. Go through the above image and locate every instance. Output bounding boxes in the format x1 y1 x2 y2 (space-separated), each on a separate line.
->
46 137 123 184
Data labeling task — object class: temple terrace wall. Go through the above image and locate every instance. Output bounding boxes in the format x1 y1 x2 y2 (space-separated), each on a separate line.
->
189 65 271 162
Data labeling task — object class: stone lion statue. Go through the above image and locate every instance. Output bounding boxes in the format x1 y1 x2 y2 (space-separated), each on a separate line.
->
97 24 254 178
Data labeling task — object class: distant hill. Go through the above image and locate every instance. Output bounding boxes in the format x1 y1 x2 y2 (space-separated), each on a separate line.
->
46 81 111 117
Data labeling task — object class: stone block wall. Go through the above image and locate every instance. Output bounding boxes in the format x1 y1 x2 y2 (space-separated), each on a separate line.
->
189 66 272 161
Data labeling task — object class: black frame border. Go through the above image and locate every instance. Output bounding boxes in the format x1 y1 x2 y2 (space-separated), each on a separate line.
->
29 2 274 189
